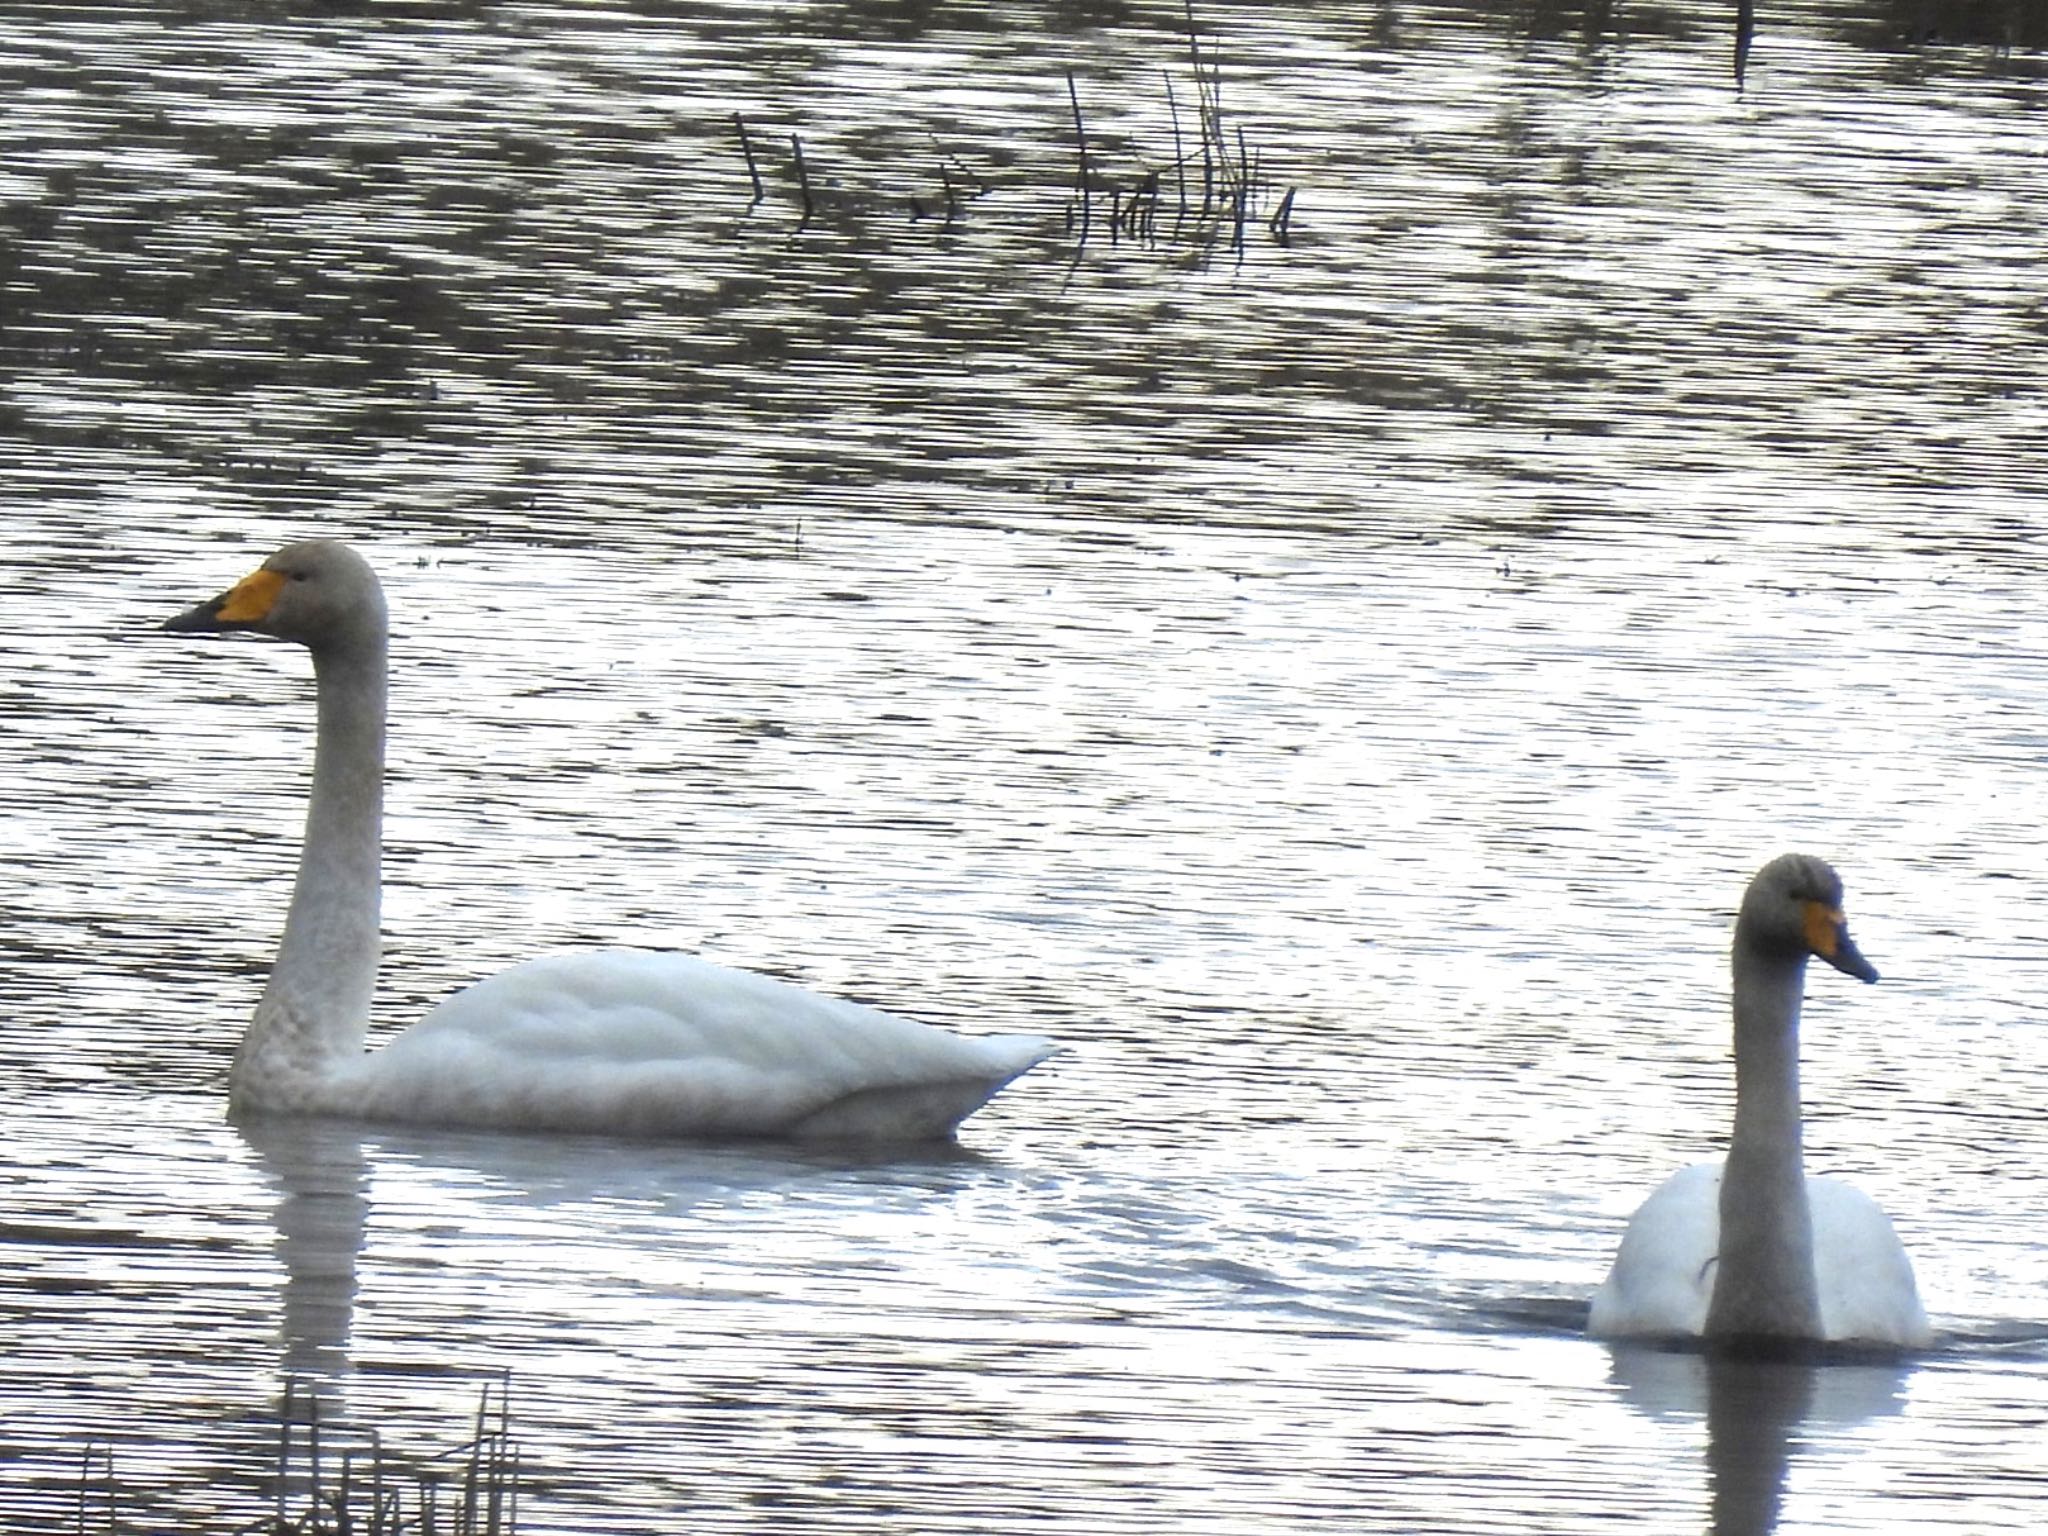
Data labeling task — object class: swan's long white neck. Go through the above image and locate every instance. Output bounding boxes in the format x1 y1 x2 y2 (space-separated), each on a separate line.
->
1704 927 1821 1344
229 637 385 1114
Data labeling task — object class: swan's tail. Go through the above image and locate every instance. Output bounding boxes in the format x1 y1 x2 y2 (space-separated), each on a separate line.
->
788 1038 1059 1141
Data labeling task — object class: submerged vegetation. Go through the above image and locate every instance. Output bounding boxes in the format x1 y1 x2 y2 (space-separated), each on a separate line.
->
726 0 2041 249
732 0 1298 256
73 1378 520 1535
1061 2 1300 255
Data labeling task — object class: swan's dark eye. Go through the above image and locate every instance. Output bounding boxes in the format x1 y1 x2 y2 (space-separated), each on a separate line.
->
289 570 311 582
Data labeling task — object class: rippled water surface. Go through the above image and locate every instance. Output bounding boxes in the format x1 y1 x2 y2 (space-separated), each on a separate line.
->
5 2 2048 1531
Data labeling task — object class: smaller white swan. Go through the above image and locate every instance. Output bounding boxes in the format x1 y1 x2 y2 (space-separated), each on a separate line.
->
1588 853 1929 1354
163 540 1057 1142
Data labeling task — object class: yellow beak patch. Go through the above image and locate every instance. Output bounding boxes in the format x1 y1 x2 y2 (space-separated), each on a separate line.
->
1802 901 1848 960
214 568 286 624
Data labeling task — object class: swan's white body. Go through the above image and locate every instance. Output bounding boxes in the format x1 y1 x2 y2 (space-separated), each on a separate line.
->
1587 854 1930 1354
294 948 1053 1141
1587 1160 1928 1347
166 540 1056 1142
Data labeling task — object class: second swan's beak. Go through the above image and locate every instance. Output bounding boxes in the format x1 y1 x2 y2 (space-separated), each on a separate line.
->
163 567 285 635
1805 902 1879 984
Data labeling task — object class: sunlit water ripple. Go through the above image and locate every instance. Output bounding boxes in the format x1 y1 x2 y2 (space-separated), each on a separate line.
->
3 1 2046 1532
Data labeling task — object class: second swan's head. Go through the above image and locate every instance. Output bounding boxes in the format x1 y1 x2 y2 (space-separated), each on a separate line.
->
163 540 387 656
1737 852 1879 984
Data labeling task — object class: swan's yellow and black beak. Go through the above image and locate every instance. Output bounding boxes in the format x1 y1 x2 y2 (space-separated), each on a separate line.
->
163 567 285 635
1804 902 1879 984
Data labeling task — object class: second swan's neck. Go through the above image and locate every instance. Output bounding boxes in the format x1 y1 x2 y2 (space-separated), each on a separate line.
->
230 636 386 1114
1705 926 1822 1346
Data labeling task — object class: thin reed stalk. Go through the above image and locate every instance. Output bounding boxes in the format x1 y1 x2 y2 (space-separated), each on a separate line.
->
1164 73 1188 222
1268 186 1296 242
1066 72 1093 243
733 113 764 202
789 133 814 225
74 1442 114 1536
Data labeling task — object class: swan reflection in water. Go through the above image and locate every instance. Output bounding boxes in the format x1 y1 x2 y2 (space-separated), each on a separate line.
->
237 1115 1007 1375
239 1116 370 1376
1604 1345 1913 1536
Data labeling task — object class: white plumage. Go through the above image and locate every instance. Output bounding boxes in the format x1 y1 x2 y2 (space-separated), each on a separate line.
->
164 540 1055 1142
332 950 1049 1139
1588 1160 1928 1347
1587 854 1929 1353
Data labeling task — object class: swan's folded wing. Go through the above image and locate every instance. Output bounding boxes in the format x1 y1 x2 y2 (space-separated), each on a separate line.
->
1809 1176 1932 1349
1587 1161 1722 1340
323 949 1057 1140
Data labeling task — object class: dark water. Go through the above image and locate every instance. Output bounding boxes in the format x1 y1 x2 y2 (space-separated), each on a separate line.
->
4 2 2046 1531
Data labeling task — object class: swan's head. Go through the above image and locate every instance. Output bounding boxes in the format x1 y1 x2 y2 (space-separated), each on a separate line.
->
163 540 387 656
1739 852 1878 984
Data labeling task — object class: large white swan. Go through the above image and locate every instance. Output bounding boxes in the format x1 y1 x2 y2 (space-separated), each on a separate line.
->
1587 853 1929 1353
162 539 1057 1141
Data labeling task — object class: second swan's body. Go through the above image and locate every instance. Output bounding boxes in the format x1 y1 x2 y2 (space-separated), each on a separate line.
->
164 540 1056 1142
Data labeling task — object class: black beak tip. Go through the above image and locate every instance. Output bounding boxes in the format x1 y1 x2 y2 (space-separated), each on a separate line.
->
162 601 224 634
